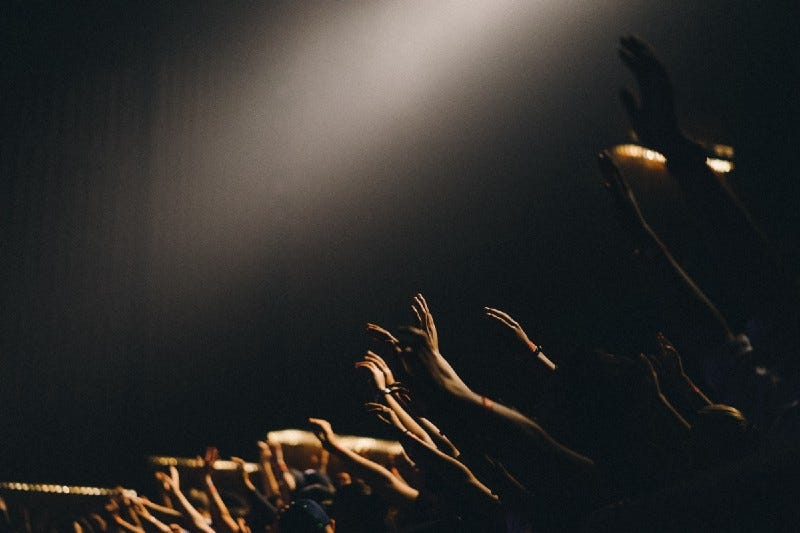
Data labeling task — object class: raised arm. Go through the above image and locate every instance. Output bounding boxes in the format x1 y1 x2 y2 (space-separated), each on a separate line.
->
230 457 278 530
307 417 419 509
199 447 240 533
267 440 296 502
356 353 436 447
256 440 281 502
156 467 215 533
648 332 712 419
599 150 735 343
617 35 796 322
132 501 172 533
394 326 595 495
484 307 557 371
366 402 498 511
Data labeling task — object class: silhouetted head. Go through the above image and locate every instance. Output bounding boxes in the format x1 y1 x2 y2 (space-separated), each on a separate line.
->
280 499 334 533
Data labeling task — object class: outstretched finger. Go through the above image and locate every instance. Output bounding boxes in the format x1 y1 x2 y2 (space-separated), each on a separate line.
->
484 309 516 330
365 351 389 369
367 323 399 345
411 304 422 326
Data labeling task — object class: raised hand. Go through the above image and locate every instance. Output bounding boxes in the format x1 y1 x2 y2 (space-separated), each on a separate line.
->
650 332 687 382
365 402 405 432
355 358 387 391
308 418 340 452
153 467 182 495
364 350 396 386
198 446 220 475
484 307 557 371
395 326 469 400
651 332 712 412
411 293 439 352
231 456 256 492
618 35 683 153
257 440 272 462
267 439 285 464
366 322 401 349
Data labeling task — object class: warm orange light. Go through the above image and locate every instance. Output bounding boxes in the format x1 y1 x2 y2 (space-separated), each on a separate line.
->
612 144 733 174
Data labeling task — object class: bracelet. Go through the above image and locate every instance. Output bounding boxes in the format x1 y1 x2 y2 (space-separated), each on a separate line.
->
482 396 494 411
374 387 392 402
527 340 541 354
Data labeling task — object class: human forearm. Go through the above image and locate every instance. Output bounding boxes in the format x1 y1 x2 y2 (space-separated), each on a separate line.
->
383 393 436 448
205 474 239 533
330 441 419 508
418 416 460 457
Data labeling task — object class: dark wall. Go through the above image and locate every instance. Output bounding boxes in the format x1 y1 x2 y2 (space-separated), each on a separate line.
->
2 1 798 485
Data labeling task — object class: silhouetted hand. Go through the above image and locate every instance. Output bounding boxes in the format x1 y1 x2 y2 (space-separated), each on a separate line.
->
231 457 257 492
618 35 683 153
365 402 405 432
198 446 220 475
411 293 439 352
649 332 687 383
484 307 557 370
366 322 400 349
308 418 340 452
355 358 387 391
364 350 396 386
395 326 470 400
650 332 713 412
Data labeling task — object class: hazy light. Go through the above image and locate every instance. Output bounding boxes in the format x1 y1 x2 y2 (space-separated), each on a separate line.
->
148 0 599 305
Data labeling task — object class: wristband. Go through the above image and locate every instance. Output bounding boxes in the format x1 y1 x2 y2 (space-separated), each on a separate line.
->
374 387 392 402
482 396 494 411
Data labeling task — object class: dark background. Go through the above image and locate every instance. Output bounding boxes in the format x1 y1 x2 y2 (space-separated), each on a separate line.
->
2 1 799 487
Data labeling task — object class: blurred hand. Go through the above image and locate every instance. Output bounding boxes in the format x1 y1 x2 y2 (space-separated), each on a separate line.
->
618 35 683 153
308 418 340 451
257 440 273 462
155 466 181 492
231 457 256 491
365 401 405 431
649 332 688 383
268 440 285 463
198 446 220 475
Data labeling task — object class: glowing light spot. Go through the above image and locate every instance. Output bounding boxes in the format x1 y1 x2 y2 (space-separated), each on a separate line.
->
612 144 733 173
705 157 733 173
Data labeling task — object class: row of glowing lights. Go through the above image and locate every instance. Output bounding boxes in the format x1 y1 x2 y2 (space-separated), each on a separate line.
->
613 144 733 173
0 482 112 496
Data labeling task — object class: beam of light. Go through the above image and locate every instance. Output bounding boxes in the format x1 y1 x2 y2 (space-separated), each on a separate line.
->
147 0 613 309
612 144 733 173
